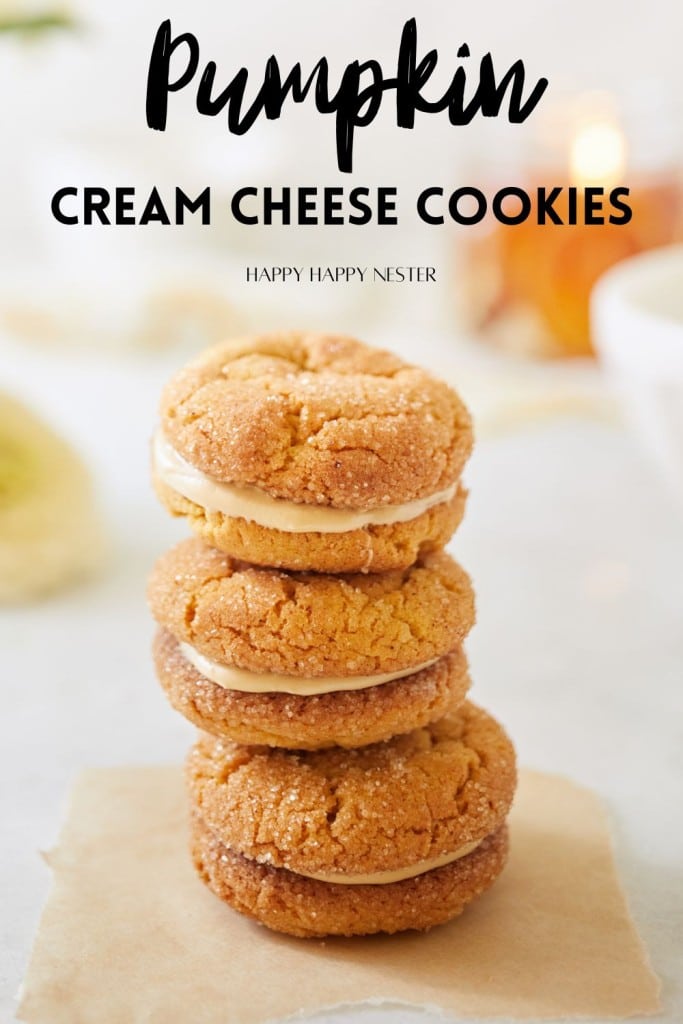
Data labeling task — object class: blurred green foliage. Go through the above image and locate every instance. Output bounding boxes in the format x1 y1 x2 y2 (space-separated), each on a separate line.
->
0 11 77 35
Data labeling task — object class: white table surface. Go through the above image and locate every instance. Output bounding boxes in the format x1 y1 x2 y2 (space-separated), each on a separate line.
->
2 345 682 1023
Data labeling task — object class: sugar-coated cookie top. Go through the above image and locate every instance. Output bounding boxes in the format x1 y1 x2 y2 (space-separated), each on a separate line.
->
147 537 475 677
160 333 473 508
187 701 516 876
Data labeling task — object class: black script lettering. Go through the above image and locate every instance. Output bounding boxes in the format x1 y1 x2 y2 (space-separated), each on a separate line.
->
145 18 549 173
330 60 384 175
395 19 439 126
146 20 200 130
472 55 548 123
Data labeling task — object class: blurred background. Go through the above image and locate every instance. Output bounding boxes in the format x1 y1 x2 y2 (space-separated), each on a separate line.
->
2 1 683 1021
2 0 683 350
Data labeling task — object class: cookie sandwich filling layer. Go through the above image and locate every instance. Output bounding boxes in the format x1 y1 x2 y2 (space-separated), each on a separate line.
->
301 843 485 884
154 431 458 533
276 840 483 885
180 641 440 696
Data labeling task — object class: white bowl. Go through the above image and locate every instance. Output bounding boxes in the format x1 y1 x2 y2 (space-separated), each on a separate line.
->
592 244 683 498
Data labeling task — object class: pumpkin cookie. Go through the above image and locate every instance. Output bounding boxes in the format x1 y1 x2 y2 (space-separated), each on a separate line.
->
153 332 472 572
148 538 474 677
148 537 475 747
191 815 509 938
153 629 470 749
186 702 516 936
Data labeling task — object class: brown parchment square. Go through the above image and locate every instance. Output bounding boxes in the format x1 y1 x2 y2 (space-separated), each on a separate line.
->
17 767 660 1023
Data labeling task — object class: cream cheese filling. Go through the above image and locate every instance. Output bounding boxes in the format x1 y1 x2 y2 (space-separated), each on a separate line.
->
180 642 439 696
293 841 482 885
154 431 457 533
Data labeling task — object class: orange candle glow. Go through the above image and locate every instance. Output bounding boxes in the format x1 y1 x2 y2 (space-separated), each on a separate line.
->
459 97 683 358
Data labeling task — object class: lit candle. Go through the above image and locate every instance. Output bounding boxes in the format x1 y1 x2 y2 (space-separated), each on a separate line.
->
459 94 683 358
569 116 627 188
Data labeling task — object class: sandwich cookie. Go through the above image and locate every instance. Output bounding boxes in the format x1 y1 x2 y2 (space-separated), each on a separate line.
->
153 332 472 573
187 702 516 937
148 537 475 749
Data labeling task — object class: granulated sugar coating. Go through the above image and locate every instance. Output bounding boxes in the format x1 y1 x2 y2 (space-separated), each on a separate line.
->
153 628 471 749
153 332 472 573
160 334 472 507
186 702 516 877
148 331 517 938
191 813 510 938
147 537 475 678
154 471 467 572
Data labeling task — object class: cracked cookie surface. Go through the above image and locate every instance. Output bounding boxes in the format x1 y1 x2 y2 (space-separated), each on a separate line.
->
191 813 509 937
186 701 516 877
147 537 475 677
159 332 473 508
155 333 472 572
154 628 471 749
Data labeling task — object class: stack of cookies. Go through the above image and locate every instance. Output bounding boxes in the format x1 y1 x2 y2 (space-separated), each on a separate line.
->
148 333 516 938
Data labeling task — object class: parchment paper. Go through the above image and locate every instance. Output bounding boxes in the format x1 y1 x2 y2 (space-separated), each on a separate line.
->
17 767 661 1023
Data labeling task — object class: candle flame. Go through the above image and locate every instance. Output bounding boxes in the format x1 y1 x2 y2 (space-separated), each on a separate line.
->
569 119 627 186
